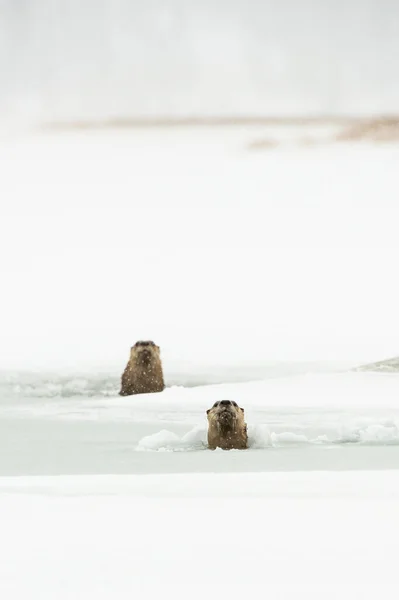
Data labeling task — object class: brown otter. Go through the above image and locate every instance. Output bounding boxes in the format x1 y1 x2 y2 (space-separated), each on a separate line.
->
119 340 165 396
206 400 248 450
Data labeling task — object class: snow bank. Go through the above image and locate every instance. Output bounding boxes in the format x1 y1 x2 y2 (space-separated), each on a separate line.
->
136 424 313 452
137 427 207 452
338 423 399 445
136 418 399 453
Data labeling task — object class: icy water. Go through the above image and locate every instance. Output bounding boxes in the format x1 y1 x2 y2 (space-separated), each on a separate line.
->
1 370 399 476
2 417 399 475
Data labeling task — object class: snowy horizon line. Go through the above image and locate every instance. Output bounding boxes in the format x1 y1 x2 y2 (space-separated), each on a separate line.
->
37 114 399 130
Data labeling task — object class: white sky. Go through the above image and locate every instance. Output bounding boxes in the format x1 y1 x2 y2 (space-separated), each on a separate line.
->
2 0 399 124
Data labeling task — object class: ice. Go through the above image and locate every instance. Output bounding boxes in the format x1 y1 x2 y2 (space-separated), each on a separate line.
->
248 424 274 448
358 424 399 444
180 425 208 446
3 367 399 477
135 411 399 454
3 371 399 471
136 416 399 454
136 428 207 452
272 431 309 444
136 429 181 451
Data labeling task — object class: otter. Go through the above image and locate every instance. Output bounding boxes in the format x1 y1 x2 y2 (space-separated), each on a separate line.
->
206 400 248 450
119 340 165 396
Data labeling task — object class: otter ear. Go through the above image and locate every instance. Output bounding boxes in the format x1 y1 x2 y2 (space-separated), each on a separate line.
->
240 407 244 413
206 409 210 415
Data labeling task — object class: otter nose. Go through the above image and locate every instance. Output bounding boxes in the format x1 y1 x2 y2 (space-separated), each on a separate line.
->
220 400 231 406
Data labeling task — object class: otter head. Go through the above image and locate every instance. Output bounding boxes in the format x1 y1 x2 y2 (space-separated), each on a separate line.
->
207 400 244 434
130 340 160 366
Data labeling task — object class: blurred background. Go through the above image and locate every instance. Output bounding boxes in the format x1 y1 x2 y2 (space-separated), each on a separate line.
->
1 0 399 377
1 0 399 126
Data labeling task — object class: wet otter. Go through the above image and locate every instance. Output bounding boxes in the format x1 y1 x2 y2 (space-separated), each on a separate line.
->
119 340 165 396
206 400 248 450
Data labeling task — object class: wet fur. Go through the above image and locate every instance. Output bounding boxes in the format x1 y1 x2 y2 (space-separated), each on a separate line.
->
207 401 248 450
119 342 165 396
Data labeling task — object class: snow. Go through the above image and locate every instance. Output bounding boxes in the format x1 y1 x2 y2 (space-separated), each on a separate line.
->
136 419 399 451
1 125 399 598
357 355 399 372
1 472 399 599
2 126 399 371
137 428 191 451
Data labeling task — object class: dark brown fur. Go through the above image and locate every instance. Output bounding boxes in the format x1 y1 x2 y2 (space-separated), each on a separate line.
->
119 341 165 396
207 400 248 450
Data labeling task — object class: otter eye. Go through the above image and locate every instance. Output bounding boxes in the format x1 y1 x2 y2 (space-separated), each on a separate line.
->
213 401 219 408
232 401 238 407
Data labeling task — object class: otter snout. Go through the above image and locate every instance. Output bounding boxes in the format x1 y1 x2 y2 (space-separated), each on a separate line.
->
139 348 152 365
217 400 236 416
219 409 232 417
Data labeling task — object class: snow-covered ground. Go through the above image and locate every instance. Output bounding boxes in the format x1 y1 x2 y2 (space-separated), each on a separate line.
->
1 471 399 599
2 124 399 370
